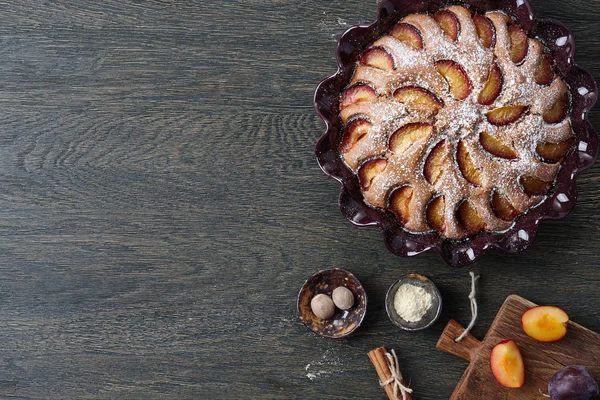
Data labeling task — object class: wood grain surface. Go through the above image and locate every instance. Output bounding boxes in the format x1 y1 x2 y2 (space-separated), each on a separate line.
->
0 0 597 399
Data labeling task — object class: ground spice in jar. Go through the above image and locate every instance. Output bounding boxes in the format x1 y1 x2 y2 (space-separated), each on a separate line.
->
393 284 432 322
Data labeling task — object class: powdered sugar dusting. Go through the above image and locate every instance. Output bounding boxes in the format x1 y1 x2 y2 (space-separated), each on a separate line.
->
304 349 344 381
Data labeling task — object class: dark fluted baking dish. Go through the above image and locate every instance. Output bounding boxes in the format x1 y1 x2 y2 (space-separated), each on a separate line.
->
314 0 598 267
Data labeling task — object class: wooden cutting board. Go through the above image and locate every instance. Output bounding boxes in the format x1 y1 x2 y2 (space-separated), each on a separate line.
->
437 295 600 399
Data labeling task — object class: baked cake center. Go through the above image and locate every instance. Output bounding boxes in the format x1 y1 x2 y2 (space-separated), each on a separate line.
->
435 100 482 138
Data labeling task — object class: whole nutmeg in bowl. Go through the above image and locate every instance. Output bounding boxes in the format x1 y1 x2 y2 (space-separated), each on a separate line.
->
297 268 367 338
311 293 336 319
332 286 355 310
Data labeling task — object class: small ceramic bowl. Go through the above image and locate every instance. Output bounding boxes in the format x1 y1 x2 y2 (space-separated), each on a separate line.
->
297 268 367 338
385 273 442 331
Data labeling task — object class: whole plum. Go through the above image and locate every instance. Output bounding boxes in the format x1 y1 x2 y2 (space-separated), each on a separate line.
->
548 365 599 400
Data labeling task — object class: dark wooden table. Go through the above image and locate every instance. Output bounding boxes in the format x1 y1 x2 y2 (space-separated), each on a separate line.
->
0 1 598 398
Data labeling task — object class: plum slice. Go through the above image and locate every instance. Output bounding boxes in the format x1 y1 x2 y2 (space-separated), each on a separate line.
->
394 86 443 111
426 195 446 234
535 53 555 86
480 132 518 160
424 140 449 185
390 186 413 225
536 138 574 163
456 200 486 234
491 190 518 221
508 25 529 64
490 340 525 388
473 14 495 48
389 123 434 155
360 47 395 71
391 23 424 50
522 306 569 342
435 60 472 100
434 10 460 42
340 119 372 154
543 92 569 124
478 62 503 106
340 84 376 110
520 175 552 196
486 105 528 126
457 140 482 187
358 158 387 191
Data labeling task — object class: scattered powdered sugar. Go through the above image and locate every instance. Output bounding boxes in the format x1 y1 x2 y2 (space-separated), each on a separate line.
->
436 100 481 132
337 17 348 27
374 36 426 70
304 349 344 381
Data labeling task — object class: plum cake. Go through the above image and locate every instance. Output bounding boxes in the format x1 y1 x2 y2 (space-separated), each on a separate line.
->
338 5 573 239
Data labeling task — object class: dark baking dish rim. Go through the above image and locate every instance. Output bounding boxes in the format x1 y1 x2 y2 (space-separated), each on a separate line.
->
314 0 598 267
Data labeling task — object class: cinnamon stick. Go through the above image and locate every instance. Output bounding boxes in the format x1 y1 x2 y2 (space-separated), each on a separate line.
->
367 346 413 400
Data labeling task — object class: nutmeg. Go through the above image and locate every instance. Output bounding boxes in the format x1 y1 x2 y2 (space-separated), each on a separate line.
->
310 294 335 319
332 286 354 310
